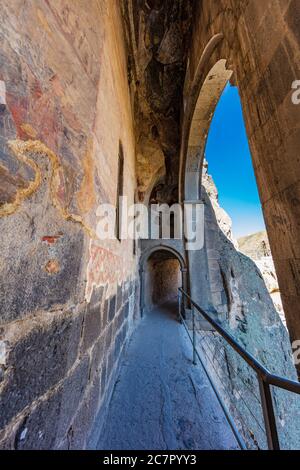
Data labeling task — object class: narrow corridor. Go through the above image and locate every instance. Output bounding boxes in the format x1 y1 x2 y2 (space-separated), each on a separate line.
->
95 304 239 450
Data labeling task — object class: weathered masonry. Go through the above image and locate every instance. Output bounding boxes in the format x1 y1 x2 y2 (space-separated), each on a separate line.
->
0 0 300 450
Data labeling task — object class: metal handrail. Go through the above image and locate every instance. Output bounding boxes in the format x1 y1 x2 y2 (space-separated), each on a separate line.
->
178 287 300 450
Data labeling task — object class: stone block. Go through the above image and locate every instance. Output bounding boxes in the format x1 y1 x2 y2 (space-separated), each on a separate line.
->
106 348 115 382
82 301 102 352
268 43 296 108
0 311 82 429
211 291 223 306
113 329 123 363
13 356 89 450
55 356 90 443
0 217 85 323
122 321 128 342
122 281 130 304
14 393 60 450
207 249 220 260
89 286 105 309
108 294 116 323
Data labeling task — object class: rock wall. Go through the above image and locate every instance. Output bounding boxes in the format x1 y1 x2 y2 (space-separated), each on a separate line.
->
199 167 300 449
238 231 271 259
122 0 193 203
0 1 138 449
185 0 300 353
238 231 286 326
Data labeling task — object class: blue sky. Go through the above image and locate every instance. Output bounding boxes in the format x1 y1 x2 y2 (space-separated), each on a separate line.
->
205 83 266 239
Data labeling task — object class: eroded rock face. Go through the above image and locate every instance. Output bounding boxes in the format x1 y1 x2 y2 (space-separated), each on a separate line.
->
0 1 139 450
122 0 193 201
200 171 300 449
238 231 271 259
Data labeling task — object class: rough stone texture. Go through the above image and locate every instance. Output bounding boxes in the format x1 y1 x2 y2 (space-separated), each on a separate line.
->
0 310 83 430
68 376 101 450
0 0 139 449
1 0 300 451
202 159 238 248
145 252 181 311
122 0 193 202
96 304 239 450
14 355 90 450
0 166 85 323
238 231 285 324
183 0 300 352
0 280 137 449
238 231 271 259
196 177 300 449
204 162 286 324
255 257 285 324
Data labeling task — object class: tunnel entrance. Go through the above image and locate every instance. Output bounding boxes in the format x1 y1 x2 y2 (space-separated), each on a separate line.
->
144 249 182 313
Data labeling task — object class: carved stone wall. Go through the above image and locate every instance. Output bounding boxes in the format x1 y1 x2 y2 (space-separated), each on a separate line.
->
1 0 300 451
0 0 138 449
145 255 180 310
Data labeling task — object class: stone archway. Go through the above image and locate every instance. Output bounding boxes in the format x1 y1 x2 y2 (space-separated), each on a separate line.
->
179 16 300 350
180 0 300 349
179 39 234 314
140 245 188 316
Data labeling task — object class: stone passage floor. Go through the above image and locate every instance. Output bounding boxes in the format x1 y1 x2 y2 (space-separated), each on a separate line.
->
95 304 239 450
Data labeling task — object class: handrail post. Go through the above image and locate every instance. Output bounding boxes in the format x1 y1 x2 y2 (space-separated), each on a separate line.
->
178 289 182 323
258 376 280 450
192 307 196 365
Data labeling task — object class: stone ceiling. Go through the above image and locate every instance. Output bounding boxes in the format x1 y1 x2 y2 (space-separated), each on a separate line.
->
122 0 194 203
